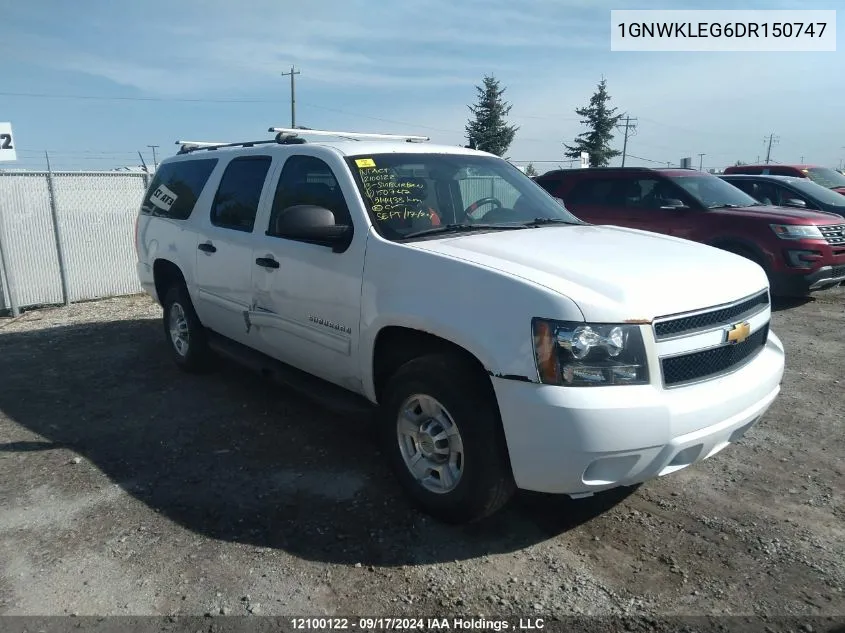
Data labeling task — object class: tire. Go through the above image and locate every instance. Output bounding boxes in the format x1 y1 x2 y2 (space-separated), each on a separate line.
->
161 283 210 373
379 352 515 524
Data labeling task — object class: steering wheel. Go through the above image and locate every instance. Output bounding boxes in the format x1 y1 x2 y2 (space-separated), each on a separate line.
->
464 196 503 221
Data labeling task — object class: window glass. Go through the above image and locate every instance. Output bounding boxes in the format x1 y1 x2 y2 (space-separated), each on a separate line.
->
269 155 351 233
785 178 845 206
668 175 759 208
210 156 272 232
567 179 620 205
140 158 218 220
346 153 579 240
804 167 845 189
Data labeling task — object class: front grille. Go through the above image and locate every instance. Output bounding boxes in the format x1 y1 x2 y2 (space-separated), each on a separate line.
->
819 224 845 246
653 291 769 340
661 324 768 387
829 264 845 278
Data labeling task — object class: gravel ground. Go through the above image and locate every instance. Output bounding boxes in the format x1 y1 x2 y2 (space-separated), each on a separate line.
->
0 290 843 625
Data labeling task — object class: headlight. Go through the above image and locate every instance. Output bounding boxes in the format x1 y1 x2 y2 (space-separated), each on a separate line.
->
531 319 649 386
770 224 823 240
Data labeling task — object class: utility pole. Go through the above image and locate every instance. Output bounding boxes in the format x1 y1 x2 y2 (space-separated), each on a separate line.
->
147 145 159 171
617 115 638 167
281 65 301 128
763 133 779 164
697 153 706 171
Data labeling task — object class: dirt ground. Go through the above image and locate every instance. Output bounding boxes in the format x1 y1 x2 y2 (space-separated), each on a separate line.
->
0 289 843 624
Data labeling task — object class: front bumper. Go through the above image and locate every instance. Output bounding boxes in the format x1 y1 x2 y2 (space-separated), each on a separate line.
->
492 331 785 495
770 266 845 295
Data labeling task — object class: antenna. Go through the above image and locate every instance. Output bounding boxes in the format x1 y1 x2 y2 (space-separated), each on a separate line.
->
268 127 430 142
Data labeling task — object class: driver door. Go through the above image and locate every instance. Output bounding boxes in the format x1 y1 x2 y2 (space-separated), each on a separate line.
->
621 177 702 240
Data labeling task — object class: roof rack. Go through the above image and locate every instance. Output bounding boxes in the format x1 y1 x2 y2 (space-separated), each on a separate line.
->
175 139 284 154
268 127 430 143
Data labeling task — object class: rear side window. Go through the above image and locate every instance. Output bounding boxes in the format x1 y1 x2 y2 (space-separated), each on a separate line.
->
141 158 218 220
210 156 273 232
567 177 642 206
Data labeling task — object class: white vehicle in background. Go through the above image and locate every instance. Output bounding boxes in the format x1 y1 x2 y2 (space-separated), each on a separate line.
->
135 127 785 523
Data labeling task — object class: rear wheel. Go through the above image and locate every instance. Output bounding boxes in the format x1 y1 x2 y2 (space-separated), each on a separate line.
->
379 353 515 523
162 284 210 372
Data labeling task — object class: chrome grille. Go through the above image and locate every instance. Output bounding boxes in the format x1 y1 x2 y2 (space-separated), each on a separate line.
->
819 224 845 246
661 324 769 387
653 290 769 340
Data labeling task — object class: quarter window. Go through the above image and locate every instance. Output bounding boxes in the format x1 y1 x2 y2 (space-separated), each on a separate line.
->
210 156 272 232
141 158 218 220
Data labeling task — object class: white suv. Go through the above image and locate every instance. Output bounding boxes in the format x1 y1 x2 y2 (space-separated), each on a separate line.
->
135 127 786 523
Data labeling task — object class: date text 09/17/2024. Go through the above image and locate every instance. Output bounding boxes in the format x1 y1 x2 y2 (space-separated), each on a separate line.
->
290 617 546 631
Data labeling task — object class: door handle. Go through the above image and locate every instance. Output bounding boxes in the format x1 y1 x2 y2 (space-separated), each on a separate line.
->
255 257 280 269
198 242 217 253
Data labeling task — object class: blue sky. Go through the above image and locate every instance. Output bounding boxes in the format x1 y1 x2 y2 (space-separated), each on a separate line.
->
0 0 842 172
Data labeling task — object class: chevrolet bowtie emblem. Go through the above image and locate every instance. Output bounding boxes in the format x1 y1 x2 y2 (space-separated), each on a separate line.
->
726 321 751 345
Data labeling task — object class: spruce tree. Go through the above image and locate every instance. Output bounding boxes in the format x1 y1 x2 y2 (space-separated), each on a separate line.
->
564 77 623 167
465 75 518 157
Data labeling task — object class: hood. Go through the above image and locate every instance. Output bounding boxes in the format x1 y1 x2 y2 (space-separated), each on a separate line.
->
711 205 844 224
408 225 769 323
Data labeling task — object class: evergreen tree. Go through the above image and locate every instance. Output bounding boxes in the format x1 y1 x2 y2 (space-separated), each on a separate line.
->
465 75 518 157
564 78 623 167
524 162 538 177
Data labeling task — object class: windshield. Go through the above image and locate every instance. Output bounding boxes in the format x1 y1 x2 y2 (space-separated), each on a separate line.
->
346 153 581 240
804 167 845 189
787 178 845 206
669 175 761 208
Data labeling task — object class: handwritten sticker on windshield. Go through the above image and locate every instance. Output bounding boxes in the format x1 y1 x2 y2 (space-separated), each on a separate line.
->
355 158 376 168
359 167 427 217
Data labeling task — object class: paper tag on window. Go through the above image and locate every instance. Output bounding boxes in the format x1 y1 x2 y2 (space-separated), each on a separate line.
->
355 158 376 168
150 184 177 211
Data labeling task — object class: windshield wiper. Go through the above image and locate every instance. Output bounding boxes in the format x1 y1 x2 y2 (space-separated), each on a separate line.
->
401 223 527 239
521 217 579 227
707 203 746 209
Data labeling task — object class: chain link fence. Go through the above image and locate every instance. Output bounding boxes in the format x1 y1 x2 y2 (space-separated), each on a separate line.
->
0 171 150 316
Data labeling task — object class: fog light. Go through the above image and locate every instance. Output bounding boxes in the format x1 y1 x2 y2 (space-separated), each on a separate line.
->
786 249 821 268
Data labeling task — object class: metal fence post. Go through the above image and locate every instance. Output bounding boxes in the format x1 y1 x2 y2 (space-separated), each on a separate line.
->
0 209 19 317
45 153 71 306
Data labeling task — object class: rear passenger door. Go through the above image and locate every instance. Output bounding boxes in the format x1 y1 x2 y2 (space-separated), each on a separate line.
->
194 155 274 344
248 154 366 393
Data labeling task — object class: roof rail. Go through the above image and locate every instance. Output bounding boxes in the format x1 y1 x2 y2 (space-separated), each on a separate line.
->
175 139 282 154
268 127 430 143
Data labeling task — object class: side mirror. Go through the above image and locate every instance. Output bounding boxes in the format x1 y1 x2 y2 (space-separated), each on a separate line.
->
268 205 353 252
659 199 688 210
554 197 566 207
784 198 807 208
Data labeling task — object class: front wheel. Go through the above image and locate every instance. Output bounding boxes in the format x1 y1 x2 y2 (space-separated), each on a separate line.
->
379 353 515 523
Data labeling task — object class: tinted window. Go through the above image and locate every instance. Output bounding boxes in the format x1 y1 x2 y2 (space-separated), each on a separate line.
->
787 178 845 206
210 156 272 232
567 178 620 205
140 158 218 220
270 155 351 232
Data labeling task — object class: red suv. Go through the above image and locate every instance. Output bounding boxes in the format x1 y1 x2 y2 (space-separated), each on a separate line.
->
723 164 845 195
534 167 845 296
